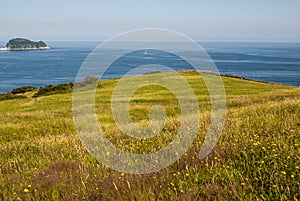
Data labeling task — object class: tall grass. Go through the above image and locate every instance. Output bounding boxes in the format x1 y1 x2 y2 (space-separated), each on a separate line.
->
0 71 299 200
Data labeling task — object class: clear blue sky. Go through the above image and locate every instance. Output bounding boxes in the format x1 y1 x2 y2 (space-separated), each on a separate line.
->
0 0 299 41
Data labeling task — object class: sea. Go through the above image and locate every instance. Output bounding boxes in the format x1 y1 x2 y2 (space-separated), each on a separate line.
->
0 41 300 94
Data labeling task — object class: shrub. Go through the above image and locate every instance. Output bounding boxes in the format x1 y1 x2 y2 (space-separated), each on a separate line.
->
83 76 98 84
33 83 74 97
0 92 26 101
11 86 37 94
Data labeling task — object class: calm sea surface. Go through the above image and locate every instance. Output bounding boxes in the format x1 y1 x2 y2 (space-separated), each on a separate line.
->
0 41 299 93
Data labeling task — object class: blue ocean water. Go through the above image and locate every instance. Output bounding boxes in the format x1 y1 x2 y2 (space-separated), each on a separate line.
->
0 41 299 93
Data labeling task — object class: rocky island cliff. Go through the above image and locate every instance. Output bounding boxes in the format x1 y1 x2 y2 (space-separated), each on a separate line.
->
0 38 49 50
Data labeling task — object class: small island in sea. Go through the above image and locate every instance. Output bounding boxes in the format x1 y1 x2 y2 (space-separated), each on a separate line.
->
0 38 49 51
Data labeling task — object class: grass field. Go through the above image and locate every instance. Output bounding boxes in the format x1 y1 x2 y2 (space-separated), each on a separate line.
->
0 71 299 200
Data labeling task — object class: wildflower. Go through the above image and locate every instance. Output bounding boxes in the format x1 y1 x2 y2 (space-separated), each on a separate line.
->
295 166 299 170
273 185 277 188
291 175 295 179
241 183 245 186
27 185 31 188
170 182 175 187
23 189 30 193
273 154 278 157
205 163 209 167
281 171 287 175
120 172 125 177
185 173 189 177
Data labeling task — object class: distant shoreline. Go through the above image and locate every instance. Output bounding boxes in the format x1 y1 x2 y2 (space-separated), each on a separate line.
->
0 46 50 51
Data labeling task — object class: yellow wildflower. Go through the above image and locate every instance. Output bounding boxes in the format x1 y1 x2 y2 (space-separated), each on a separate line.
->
23 189 30 193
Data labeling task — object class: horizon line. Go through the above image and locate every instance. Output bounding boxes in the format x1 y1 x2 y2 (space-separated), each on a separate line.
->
1 39 300 43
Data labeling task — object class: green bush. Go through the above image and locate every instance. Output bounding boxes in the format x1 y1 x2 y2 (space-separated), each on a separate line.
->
33 83 74 97
11 86 37 94
0 92 26 101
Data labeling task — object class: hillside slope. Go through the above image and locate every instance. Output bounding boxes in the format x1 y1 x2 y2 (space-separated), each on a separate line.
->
0 71 299 200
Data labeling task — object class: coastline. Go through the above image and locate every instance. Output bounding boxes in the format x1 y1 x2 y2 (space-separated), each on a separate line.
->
0 70 297 95
0 46 50 51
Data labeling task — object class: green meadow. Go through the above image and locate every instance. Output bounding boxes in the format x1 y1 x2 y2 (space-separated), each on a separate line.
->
0 71 299 200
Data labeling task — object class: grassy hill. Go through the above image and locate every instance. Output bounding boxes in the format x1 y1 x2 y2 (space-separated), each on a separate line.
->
0 71 299 200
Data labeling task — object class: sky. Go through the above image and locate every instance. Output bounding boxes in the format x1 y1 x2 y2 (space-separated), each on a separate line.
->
0 0 299 42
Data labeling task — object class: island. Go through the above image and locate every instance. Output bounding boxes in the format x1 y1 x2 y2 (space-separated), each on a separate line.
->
0 38 49 51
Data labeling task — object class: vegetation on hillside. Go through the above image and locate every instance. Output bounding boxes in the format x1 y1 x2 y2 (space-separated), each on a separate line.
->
33 83 74 97
0 92 26 101
32 77 98 97
5 38 48 49
0 71 299 200
11 86 38 95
